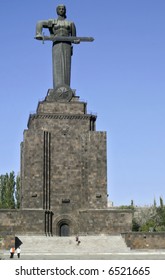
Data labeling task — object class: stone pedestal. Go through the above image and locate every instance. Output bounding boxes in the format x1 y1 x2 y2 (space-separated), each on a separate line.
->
0 90 133 236
20 91 111 235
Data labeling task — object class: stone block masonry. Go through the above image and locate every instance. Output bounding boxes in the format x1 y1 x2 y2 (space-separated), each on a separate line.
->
0 91 132 236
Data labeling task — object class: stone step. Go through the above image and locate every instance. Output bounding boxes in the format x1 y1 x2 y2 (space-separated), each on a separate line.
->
15 235 130 254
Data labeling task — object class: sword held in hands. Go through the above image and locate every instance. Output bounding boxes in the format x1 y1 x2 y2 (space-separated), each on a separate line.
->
35 34 94 44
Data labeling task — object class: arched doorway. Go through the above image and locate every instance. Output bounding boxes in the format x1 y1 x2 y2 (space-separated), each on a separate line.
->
59 223 70 236
55 215 78 236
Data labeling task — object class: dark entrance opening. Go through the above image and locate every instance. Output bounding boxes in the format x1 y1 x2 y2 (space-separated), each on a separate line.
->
60 223 70 236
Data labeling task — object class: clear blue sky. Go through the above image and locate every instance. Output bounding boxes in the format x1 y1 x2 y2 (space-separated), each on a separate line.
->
0 0 164 206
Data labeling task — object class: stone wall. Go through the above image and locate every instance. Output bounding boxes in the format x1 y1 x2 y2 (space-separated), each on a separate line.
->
122 232 165 249
79 209 133 235
0 209 45 234
0 208 133 236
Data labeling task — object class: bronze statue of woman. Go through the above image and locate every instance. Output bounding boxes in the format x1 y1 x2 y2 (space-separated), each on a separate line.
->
35 4 93 98
35 4 77 89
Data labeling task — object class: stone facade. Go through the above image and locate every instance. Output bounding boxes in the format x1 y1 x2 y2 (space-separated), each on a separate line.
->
21 95 107 212
0 90 132 236
122 232 165 249
0 208 132 236
0 209 45 234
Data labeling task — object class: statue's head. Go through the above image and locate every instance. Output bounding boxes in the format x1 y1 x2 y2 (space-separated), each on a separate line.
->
56 4 66 18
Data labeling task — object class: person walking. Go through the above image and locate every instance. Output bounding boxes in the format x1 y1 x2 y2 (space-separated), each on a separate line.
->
10 247 15 258
76 235 81 245
16 247 21 258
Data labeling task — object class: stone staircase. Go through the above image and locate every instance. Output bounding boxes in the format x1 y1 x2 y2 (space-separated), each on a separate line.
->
15 234 130 255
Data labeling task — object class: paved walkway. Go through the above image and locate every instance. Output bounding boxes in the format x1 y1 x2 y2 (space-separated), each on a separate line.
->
1 250 165 260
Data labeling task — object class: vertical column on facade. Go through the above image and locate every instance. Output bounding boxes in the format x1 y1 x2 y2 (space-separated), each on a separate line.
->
43 131 52 235
49 211 53 236
81 134 89 208
48 211 53 235
45 211 53 236
89 116 96 131
44 211 48 235
43 131 51 210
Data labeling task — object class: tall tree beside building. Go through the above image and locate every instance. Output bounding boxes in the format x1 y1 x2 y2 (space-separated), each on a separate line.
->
15 174 21 208
0 172 16 208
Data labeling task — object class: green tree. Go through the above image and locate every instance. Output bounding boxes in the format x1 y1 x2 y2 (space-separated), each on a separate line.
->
153 197 157 207
132 218 140 231
155 202 165 231
15 174 21 208
0 175 5 207
139 219 156 232
160 196 164 209
0 172 16 209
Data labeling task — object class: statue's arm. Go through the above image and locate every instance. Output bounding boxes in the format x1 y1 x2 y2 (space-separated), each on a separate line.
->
71 22 80 44
35 20 50 39
71 22 77 37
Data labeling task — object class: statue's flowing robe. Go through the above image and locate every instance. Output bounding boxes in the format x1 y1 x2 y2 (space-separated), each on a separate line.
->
52 41 72 88
50 19 75 88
